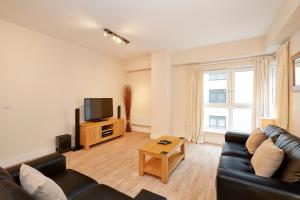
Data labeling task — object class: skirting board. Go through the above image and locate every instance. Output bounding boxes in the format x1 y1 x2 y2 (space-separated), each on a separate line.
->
131 125 151 133
0 147 55 168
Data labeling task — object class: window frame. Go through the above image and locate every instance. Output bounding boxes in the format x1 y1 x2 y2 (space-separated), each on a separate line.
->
203 66 253 133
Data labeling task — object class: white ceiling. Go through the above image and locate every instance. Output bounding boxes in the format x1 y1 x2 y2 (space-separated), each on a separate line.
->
0 0 282 60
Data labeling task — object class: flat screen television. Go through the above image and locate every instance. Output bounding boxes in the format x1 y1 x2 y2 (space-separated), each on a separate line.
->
84 98 113 122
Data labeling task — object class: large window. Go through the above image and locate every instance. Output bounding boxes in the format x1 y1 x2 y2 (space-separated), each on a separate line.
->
203 68 254 133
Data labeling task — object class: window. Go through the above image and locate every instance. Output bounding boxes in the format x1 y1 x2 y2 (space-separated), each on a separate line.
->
269 62 276 118
209 71 226 81
203 68 254 133
209 89 226 103
209 116 226 129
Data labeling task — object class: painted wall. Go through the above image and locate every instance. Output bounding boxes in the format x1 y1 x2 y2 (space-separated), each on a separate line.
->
289 29 300 137
151 51 172 138
124 56 151 71
126 69 151 133
266 0 300 46
0 19 125 167
171 36 266 65
172 66 188 137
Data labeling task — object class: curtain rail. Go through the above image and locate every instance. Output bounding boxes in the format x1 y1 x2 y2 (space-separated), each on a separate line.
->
172 53 276 67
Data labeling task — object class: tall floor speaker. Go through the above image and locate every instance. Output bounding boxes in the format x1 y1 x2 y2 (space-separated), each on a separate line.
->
117 105 121 119
74 108 81 150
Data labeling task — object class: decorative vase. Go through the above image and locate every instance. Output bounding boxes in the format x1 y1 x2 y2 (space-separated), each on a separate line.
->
123 85 132 132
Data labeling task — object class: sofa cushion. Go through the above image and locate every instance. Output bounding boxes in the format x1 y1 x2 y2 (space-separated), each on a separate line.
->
73 184 132 200
0 180 34 200
0 167 15 183
275 133 300 182
49 169 97 200
246 128 267 154
222 142 250 159
219 155 253 173
251 138 284 178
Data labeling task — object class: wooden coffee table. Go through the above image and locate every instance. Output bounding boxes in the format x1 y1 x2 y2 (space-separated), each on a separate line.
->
138 135 185 183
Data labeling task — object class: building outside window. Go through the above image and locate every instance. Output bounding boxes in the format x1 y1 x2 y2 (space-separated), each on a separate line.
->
203 68 254 133
209 115 226 129
209 89 226 103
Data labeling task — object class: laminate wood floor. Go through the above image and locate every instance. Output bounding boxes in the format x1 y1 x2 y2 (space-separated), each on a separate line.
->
65 132 222 200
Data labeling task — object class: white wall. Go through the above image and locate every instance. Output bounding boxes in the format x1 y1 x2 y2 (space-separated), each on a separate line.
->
126 70 151 133
289 29 300 137
172 66 188 137
0 19 125 167
171 36 266 65
151 51 172 138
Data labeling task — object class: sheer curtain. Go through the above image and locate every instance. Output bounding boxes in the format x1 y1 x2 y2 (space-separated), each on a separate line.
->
275 41 289 129
186 65 204 143
252 57 271 129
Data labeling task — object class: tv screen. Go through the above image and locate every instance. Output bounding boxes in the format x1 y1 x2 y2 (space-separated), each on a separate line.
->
84 98 113 121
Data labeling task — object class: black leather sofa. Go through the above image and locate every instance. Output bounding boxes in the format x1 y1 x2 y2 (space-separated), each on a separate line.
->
0 153 167 200
216 125 300 200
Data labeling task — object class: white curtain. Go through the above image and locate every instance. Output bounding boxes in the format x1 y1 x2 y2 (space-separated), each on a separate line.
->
252 57 271 129
275 41 289 129
186 65 204 143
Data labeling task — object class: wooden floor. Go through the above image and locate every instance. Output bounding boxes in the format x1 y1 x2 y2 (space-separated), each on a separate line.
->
65 132 222 200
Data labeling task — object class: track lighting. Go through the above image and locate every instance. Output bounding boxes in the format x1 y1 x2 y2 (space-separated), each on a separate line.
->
103 28 130 45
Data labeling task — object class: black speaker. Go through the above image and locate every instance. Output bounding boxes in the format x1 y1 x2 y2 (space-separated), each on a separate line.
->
74 108 81 150
56 134 71 154
117 105 121 118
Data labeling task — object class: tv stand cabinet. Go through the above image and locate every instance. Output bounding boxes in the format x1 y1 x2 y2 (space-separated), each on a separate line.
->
80 118 124 150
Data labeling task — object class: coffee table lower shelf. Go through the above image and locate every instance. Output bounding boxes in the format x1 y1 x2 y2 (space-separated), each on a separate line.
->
142 152 184 183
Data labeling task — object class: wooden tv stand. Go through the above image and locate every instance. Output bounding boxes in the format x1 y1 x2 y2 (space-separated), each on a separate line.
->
80 118 124 150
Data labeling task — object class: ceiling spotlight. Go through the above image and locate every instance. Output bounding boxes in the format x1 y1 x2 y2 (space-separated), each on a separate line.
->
116 38 122 43
103 28 130 45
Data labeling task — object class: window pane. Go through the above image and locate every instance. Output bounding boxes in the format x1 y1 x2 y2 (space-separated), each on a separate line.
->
295 58 300 85
209 116 226 129
232 108 252 132
204 107 229 131
204 72 227 104
209 89 226 103
234 71 253 104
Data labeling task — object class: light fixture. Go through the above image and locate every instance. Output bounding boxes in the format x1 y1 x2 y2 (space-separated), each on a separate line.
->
103 28 130 45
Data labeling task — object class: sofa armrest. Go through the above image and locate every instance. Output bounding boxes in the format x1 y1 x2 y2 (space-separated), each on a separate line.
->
134 189 167 200
225 131 249 144
6 153 66 184
216 168 300 200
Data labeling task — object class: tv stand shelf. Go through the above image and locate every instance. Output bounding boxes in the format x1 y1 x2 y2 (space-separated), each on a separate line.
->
80 118 124 150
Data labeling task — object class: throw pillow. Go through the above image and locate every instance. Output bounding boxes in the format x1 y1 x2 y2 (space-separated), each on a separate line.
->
246 128 267 154
19 164 67 200
251 138 284 177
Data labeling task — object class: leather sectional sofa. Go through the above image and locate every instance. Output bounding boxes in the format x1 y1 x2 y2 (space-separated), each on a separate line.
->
0 153 166 200
216 125 300 200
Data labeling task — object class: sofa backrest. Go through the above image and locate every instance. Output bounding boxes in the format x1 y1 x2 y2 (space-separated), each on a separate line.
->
0 167 34 200
0 180 34 200
264 125 300 182
264 125 288 138
0 166 15 183
275 133 300 182
6 153 66 185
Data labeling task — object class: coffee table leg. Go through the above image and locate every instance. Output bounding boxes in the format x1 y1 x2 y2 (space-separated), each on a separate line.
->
139 151 145 176
161 156 168 183
181 142 185 160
